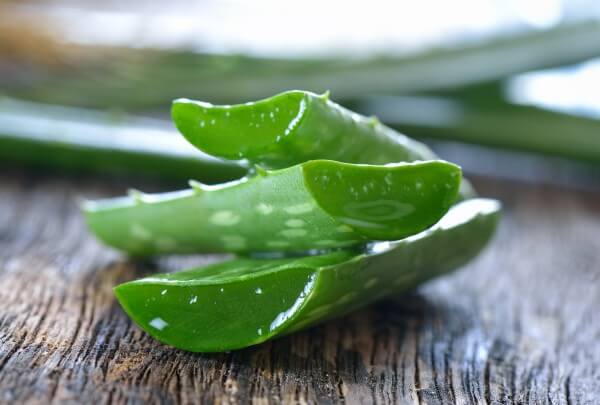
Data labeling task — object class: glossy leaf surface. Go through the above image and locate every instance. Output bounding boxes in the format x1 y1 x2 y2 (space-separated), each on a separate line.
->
172 90 437 169
115 198 501 352
85 160 461 255
172 90 476 199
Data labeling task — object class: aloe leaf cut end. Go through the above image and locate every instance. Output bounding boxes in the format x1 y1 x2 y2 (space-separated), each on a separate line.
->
303 160 462 240
172 90 308 161
114 251 352 352
171 90 440 170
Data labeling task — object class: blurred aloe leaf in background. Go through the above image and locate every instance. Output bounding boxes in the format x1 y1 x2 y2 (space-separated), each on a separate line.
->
0 0 599 180
2 21 600 109
0 98 245 182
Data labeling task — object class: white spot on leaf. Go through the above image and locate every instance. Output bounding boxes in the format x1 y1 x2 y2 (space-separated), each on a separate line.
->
284 203 314 215
130 223 152 240
256 203 274 215
149 317 168 330
210 211 241 226
285 219 305 228
336 224 354 233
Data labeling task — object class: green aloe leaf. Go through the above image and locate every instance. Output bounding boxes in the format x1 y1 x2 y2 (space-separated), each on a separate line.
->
172 90 475 198
357 95 600 163
114 198 500 352
0 98 245 182
6 21 600 108
172 90 436 169
84 160 461 255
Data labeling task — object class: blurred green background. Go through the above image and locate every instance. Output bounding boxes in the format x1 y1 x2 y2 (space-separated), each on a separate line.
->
1 0 599 187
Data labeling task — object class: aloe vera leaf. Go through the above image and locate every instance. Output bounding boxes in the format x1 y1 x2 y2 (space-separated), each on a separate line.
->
0 98 245 182
84 160 461 255
114 198 500 352
172 90 438 168
8 21 600 108
358 95 600 163
172 90 476 198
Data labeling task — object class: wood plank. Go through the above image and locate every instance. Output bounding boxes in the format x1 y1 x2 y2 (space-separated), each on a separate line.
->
0 170 598 404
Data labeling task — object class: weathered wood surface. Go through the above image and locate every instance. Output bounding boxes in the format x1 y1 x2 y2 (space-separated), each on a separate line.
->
0 169 599 404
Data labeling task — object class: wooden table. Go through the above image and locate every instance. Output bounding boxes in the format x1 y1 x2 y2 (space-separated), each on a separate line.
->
0 168 599 404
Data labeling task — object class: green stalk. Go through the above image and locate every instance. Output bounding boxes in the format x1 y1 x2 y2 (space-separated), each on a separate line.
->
84 160 461 255
114 198 500 352
0 98 245 182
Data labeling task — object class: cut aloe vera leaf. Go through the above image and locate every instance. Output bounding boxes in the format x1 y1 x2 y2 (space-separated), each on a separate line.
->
84 160 461 255
172 90 437 169
114 198 500 352
172 90 476 199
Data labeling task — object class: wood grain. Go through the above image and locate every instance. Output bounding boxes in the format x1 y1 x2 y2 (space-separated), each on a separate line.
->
0 170 599 404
